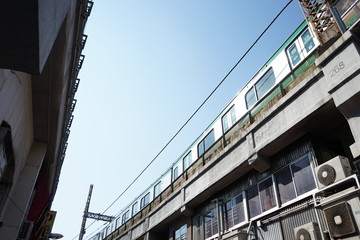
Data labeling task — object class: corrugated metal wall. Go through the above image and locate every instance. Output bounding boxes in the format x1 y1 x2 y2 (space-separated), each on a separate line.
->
256 221 284 240
280 206 319 240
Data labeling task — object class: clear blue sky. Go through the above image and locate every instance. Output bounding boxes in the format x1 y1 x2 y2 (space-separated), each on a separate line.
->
51 1 305 239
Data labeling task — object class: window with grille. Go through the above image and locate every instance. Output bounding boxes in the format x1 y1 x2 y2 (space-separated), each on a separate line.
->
223 194 245 230
204 208 218 239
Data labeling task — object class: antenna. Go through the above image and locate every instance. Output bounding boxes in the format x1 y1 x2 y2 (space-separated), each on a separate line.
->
78 185 114 240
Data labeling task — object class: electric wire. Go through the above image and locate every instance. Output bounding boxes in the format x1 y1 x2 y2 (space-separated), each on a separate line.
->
74 1 293 239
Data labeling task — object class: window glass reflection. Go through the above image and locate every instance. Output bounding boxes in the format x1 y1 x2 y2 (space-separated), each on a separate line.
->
291 156 316 196
247 185 261 218
275 167 296 204
259 177 276 212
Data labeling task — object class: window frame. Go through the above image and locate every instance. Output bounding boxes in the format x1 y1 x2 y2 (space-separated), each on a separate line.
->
221 105 237 133
291 154 317 196
288 42 301 67
246 176 277 219
121 210 129 224
173 166 179 181
275 166 297 205
132 201 139 216
300 28 315 53
255 68 275 100
154 181 162 198
223 192 246 231
183 151 192 171
274 153 317 206
197 129 215 158
258 176 277 212
245 67 275 110
116 217 121 228
174 224 187 240
204 208 218 239
100 230 106 240
246 184 261 219
245 87 257 110
140 192 150 209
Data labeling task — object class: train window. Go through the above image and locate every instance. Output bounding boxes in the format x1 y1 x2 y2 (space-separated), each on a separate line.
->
222 105 236 133
223 194 245 230
140 192 150 209
204 130 215 150
154 181 162 198
132 201 139 215
173 166 179 180
291 155 316 196
245 68 275 110
183 151 192 170
197 129 215 158
301 29 315 52
101 229 106 239
288 43 301 66
245 87 256 109
246 185 261 218
116 217 121 228
204 208 218 238
258 177 276 212
105 226 111 236
255 68 275 100
122 210 129 224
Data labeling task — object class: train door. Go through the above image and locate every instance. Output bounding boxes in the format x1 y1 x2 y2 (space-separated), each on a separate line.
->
287 28 316 68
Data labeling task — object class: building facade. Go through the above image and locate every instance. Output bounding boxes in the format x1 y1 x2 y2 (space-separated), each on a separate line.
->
0 0 92 239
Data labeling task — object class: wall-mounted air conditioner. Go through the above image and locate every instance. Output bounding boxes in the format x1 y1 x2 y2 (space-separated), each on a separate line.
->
323 200 359 239
315 156 352 189
294 222 321 240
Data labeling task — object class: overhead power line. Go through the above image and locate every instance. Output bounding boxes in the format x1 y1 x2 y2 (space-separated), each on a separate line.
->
76 0 293 239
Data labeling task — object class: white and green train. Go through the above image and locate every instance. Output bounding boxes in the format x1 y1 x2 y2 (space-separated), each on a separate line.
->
90 19 320 240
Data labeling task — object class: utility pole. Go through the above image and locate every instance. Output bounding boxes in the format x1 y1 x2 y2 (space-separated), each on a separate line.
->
78 185 114 240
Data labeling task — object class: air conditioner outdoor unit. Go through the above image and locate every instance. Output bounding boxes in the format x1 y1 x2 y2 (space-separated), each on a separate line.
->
315 156 352 189
294 222 321 240
323 201 359 239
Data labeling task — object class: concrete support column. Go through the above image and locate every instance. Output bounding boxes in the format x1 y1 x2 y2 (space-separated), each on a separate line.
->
336 94 360 158
316 26 360 158
0 142 46 239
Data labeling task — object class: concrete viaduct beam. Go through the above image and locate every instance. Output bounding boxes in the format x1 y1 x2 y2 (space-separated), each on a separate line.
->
316 27 360 158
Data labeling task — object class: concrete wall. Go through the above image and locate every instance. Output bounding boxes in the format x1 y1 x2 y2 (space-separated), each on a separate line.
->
0 0 72 74
0 69 41 238
0 69 34 184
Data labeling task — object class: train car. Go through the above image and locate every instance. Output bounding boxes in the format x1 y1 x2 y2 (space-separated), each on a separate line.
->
88 20 320 240
88 233 100 240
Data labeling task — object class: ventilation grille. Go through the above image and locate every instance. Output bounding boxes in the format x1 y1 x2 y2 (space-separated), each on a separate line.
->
294 222 320 240
324 201 356 238
296 228 312 240
317 164 336 186
16 221 33 240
